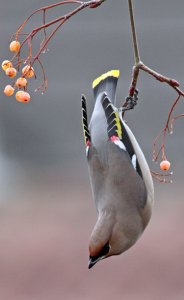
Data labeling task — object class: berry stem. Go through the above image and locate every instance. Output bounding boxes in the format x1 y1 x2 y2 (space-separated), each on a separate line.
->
152 94 181 163
7 0 106 98
36 58 48 92
170 114 184 132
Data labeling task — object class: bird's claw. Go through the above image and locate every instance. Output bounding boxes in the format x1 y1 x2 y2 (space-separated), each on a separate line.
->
122 89 139 112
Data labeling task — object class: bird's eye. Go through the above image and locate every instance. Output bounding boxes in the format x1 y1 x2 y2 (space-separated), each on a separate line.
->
99 242 110 257
89 242 110 262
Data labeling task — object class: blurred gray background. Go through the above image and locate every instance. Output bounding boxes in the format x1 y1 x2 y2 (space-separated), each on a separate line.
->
0 0 184 299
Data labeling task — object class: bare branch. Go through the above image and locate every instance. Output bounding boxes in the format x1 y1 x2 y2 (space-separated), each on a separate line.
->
124 0 184 182
127 0 140 97
127 0 140 65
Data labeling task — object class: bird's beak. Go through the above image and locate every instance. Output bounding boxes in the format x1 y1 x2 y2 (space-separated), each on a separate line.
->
88 257 98 269
88 256 104 269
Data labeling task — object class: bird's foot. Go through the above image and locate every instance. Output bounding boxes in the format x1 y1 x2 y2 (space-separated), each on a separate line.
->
122 89 139 111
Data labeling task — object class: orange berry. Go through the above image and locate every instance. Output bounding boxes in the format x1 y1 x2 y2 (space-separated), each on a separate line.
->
15 77 28 88
160 160 171 171
5 67 17 78
15 91 30 103
9 40 21 52
4 85 15 96
22 65 34 78
15 91 24 102
2 60 13 71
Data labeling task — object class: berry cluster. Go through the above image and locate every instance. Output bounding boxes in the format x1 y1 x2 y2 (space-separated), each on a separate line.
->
2 40 35 103
1 1 106 104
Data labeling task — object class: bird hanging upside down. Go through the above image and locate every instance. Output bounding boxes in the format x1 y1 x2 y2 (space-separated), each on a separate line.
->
81 70 154 269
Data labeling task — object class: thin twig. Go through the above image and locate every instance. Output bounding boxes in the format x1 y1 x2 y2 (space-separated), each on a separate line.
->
127 0 140 98
151 171 173 183
140 63 184 96
11 0 106 64
170 114 184 133
152 94 181 162
128 0 140 65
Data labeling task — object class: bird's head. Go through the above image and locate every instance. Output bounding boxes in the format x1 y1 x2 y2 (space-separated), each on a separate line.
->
88 223 130 269
88 215 139 269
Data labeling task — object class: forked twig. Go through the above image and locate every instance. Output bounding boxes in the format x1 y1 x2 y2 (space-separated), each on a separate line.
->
125 0 184 182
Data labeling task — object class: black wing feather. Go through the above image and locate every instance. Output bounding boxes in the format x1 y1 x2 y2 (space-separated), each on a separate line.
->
81 95 91 146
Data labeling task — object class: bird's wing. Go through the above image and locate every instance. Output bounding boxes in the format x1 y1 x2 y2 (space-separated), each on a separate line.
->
81 95 91 149
102 95 143 178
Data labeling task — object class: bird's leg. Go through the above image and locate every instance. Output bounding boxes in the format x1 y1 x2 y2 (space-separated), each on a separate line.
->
122 89 139 112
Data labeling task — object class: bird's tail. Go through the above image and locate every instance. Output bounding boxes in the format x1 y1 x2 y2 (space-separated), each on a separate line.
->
92 70 120 104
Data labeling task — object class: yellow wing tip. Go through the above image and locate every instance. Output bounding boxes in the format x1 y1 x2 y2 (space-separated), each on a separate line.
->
92 70 120 89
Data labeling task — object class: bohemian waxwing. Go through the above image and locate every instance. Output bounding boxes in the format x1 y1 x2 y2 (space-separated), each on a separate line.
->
81 70 154 269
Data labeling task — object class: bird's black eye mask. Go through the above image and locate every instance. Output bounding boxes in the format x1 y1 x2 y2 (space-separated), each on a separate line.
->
90 242 110 261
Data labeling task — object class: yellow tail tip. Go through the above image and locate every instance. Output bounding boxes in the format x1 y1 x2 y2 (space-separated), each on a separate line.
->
92 70 120 89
